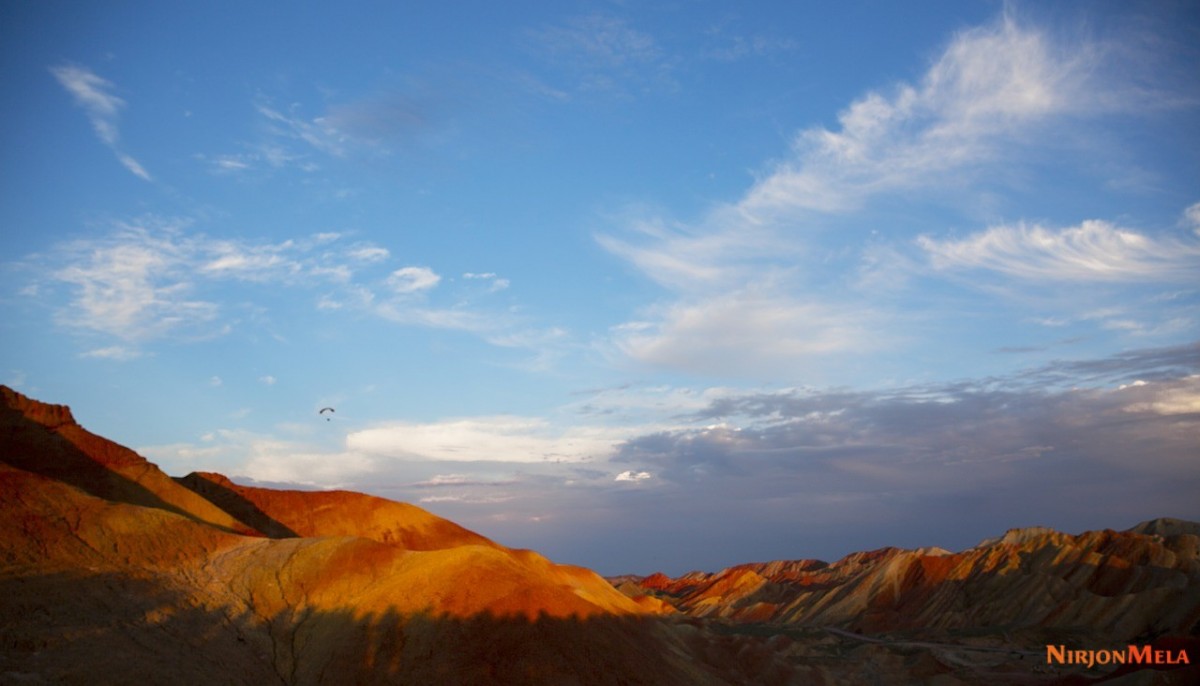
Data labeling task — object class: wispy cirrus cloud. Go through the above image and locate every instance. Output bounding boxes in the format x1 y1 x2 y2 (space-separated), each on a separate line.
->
464 272 510 292
919 218 1200 282
599 13 1130 279
1182 202 1200 234
739 12 1137 220
50 221 219 342
50 64 152 181
255 102 345 157
25 220 387 346
208 87 448 175
597 13 1186 379
22 219 564 362
525 14 676 97
80 345 143 361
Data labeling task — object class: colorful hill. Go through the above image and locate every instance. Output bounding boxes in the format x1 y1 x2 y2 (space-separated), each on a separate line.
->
2 384 1196 685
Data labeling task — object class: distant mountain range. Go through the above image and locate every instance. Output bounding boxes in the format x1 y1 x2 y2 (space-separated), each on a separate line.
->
2 385 1196 685
610 520 1200 636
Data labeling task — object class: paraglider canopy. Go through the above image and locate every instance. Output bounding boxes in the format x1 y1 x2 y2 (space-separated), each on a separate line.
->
319 407 335 421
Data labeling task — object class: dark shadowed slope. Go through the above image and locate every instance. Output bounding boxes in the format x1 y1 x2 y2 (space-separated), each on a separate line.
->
1 385 259 536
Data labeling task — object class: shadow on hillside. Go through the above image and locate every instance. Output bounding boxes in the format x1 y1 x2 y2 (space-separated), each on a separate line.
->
5 568 1198 686
175 472 299 538
0 404 206 526
630 549 1200 685
0 570 801 686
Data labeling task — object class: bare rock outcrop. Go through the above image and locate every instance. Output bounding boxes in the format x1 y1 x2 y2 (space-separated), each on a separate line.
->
621 526 1200 641
0 386 708 685
1 385 258 536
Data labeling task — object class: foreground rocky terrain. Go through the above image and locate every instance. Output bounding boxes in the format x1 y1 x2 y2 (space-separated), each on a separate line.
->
2 385 1197 684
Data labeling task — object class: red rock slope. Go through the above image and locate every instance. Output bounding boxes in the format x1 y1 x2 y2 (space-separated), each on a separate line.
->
1 385 258 535
176 470 499 549
0 386 725 686
621 526 1200 641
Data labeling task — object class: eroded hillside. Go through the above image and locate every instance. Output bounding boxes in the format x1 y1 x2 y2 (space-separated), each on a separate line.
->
2 385 1196 685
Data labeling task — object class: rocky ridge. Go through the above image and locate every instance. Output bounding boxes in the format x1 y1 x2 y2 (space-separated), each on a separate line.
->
3 384 1197 685
615 525 1200 640
1 386 728 685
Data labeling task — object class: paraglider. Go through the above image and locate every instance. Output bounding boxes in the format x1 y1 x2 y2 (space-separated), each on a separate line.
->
319 407 335 421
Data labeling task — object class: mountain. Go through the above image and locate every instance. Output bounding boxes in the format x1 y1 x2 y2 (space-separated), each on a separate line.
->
617 528 1200 639
175 471 500 549
0 386 737 685
2 384 1196 685
0 385 258 536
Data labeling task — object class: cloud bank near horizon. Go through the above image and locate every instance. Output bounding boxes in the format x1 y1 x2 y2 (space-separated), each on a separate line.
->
139 342 1199 575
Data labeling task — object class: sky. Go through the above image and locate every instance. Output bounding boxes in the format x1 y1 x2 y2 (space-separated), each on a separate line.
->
2 0 1198 576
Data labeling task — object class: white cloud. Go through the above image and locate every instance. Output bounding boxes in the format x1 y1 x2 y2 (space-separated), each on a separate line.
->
615 470 652 482
740 15 1103 219
31 221 399 346
1121 375 1200 415
50 64 151 181
117 154 152 181
259 375 277 386
209 155 252 172
242 443 376 487
918 219 1200 282
201 247 289 279
387 266 441 294
464 272 510 292
613 291 880 377
209 376 222 387
601 14 1120 271
415 474 473 486
346 416 623 463
201 145 311 175
1185 202 1200 234
79 345 142 360
50 64 123 144
595 14 1175 379
257 103 347 158
348 246 390 262
225 88 447 174
143 427 377 488
594 209 780 292
52 223 219 342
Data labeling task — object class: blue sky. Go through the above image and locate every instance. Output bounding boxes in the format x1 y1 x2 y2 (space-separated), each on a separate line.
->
3 1 1198 575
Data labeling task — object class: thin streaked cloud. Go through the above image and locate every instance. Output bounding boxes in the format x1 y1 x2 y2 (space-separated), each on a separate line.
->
596 14 1192 379
919 217 1200 282
21 218 564 362
525 14 677 96
740 15 1107 218
50 64 152 181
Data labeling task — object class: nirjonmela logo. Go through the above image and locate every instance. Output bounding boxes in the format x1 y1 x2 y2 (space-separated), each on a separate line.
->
1046 644 1191 669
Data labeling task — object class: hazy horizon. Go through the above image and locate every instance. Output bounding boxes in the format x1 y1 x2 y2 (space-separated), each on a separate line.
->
3 1 1198 576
